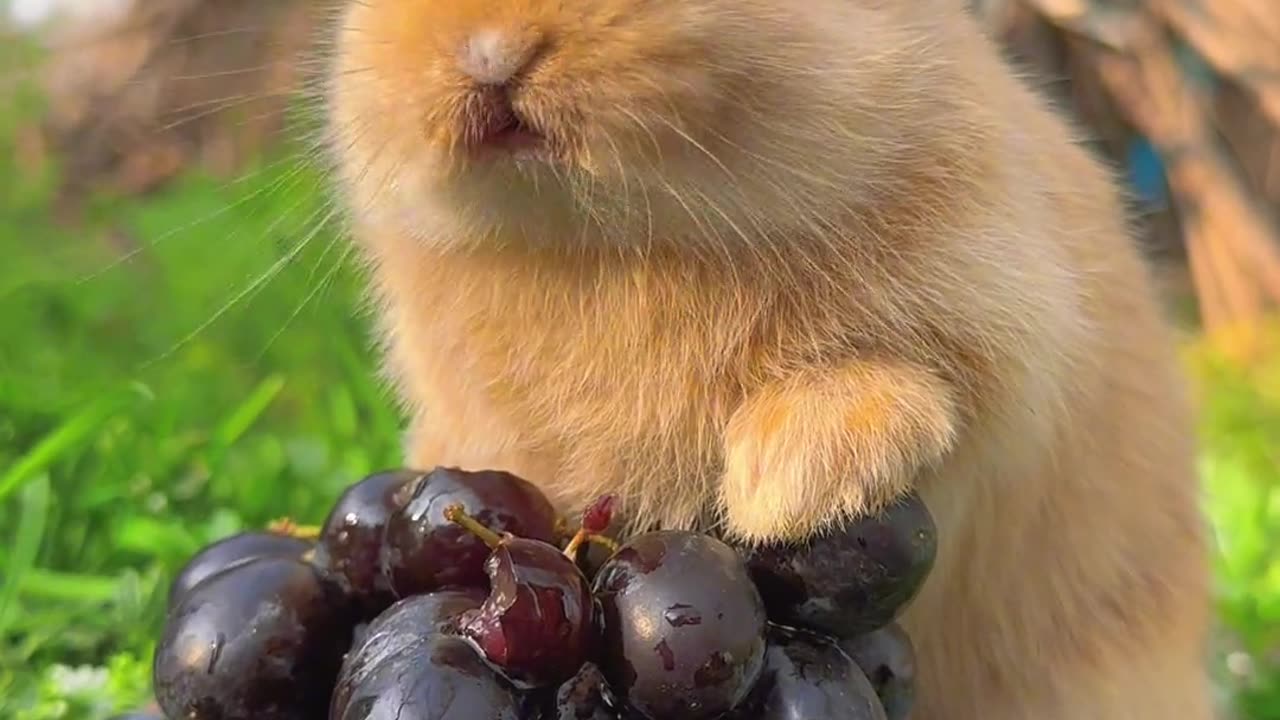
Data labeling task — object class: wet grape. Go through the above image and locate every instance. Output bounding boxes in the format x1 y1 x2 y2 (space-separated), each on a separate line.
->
151 462 936 720
154 555 355 720
331 589 486 713
330 590 528 720
841 623 917 720
459 536 596 688
316 469 421 613
380 467 559 597
735 491 936 638
544 663 618 720
167 531 312 609
593 530 767 720
731 624 887 720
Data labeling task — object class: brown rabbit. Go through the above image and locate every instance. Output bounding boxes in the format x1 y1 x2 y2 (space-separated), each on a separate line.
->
322 0 1216 717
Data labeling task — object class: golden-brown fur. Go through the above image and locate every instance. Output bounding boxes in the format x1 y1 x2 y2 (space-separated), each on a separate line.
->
323 0 1216 717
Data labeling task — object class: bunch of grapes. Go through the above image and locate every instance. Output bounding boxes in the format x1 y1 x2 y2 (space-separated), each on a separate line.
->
143 466 936 719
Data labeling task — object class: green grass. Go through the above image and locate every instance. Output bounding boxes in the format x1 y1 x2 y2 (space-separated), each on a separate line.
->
0 60 403 718
1193 332 1280 719
1 41 1279 720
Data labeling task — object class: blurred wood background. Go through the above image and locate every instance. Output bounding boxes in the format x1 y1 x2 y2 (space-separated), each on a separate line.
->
11 0 315 199
7 0 1280 340
974 0 1280 348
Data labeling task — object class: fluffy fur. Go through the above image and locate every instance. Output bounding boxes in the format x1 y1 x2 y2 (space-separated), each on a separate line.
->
323 0 1216 717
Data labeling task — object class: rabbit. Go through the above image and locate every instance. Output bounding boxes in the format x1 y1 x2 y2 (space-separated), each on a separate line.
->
321 0 1217 717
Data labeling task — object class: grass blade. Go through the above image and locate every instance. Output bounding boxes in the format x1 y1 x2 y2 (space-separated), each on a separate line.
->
16 568 122 603
0 383 152 503
0 473 52 634
211 374 287 449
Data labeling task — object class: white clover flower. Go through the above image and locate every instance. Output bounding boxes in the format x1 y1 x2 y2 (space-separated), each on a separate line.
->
47 664 109 698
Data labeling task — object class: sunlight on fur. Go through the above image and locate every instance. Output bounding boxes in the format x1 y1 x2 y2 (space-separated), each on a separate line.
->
323 1 1218 718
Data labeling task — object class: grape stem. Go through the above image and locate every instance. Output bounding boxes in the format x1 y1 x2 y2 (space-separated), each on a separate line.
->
563 530 621 561
443 504 505 549
563 494 622 560
267 518 321 541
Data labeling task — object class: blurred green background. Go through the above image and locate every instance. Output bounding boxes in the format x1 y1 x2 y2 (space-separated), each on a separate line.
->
1 5 1279 720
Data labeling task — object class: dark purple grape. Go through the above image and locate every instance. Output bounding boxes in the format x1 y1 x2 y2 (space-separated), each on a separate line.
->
154 555 356 720
331 589 487 714
730 625 887 720
167 531 312 609
592 530 767 720
459 536 596 688
543 663 618 719
734 491 936 639
334 638 530 720
315 469 422 613
330 590 528 720
380 466 558 597
840 624 917 720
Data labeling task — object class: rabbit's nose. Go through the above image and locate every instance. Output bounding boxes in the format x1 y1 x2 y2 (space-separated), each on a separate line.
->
457 29 543 86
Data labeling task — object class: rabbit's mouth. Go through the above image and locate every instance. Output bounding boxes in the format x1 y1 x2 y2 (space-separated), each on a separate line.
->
460 85 550 161
483 114 545 154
